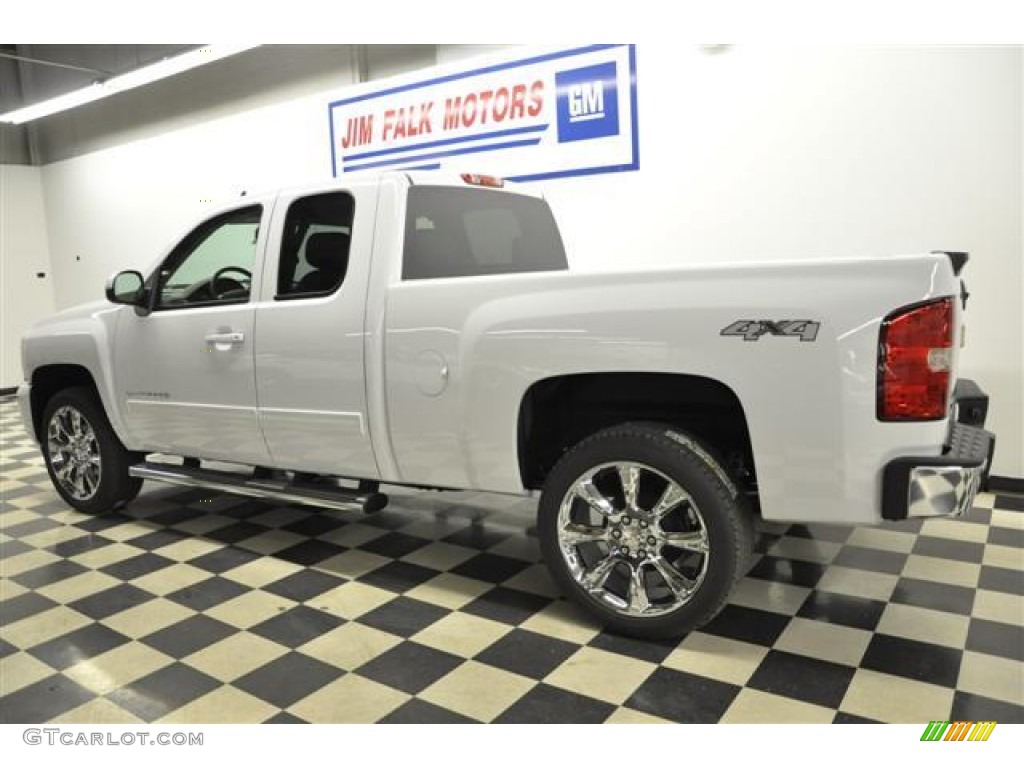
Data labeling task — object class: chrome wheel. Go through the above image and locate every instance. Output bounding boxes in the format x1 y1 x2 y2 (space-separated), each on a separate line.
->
556 462 710 618
47 405 102 501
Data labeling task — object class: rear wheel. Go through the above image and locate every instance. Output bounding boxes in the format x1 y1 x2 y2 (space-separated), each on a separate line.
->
42 387 143 513
538 423 754 639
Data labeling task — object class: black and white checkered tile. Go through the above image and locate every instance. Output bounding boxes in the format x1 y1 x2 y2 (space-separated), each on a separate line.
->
2 396 1022 723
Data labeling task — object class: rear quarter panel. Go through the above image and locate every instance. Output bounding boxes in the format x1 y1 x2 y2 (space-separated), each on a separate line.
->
382 253 960 525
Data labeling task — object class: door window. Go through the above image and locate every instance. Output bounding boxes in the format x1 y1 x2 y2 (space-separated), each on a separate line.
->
156 205 262 309
276 192 355 299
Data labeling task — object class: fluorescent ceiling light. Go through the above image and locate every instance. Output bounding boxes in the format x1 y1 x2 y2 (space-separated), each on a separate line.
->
0 44 260 124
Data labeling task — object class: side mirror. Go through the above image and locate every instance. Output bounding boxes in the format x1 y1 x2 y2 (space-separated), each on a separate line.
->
105 270 146 306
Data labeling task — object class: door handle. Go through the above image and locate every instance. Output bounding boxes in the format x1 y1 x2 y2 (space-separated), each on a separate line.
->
205 331 244 345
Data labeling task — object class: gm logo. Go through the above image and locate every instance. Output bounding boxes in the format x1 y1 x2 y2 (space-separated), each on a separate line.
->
555 62 620 143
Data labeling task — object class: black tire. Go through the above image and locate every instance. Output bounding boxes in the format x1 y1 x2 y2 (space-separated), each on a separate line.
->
538 422 754 639
41 386 143 514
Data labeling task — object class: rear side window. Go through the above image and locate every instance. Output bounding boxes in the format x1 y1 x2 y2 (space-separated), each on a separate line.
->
402 186 568 280
277 192 355 299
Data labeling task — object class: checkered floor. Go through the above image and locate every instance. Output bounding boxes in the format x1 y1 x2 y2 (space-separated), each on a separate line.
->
2 396 1022 724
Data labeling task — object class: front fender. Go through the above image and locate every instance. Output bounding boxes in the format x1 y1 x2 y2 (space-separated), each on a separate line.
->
22 303 134 448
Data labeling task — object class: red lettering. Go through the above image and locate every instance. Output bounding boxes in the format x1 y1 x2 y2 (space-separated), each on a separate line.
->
478 89 494 124
493 87 510 122
418 101 433 134
509 84 527 120
341 114 374 148
462 93 479 126
527 80 544 117
438 82 543 132
382 109 397 141
393 107 407 140
443 96 462 130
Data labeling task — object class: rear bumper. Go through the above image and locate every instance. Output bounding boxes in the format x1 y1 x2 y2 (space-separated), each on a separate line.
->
881 381 995 521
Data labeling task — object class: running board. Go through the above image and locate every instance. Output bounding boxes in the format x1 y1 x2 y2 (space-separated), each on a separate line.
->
129 461 388 514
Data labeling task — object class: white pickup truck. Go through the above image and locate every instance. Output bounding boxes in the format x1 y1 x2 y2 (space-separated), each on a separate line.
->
18 171 994 637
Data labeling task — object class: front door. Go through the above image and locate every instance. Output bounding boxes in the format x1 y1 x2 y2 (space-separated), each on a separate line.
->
253 184 379 478
113 201 273 466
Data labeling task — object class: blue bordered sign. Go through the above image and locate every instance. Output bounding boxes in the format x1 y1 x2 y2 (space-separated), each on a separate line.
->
328 44 639 182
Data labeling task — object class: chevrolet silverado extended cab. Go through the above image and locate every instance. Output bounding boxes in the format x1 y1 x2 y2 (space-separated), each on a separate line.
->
18 171 995 637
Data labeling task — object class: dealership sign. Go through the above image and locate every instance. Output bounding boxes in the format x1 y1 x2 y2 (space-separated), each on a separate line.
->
328 44 638 182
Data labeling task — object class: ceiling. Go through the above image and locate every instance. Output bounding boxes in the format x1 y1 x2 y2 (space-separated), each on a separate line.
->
0 44 442 166
0 44 200 114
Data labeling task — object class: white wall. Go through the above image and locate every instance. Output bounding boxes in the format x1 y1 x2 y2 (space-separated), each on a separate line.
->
541 45 1023 478
35 45 1024 477
39 68 358 311
0 165 56 387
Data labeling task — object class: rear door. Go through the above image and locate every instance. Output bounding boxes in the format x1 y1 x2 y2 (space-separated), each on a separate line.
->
253 183 379 478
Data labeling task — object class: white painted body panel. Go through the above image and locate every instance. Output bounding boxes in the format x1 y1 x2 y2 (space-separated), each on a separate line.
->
21 300 131 441
115 302 269 464
252 179 380 478
379 256 959 525
108 195 276 465
20 172 964 526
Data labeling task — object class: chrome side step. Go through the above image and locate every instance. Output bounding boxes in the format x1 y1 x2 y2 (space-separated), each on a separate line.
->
129 461 388 514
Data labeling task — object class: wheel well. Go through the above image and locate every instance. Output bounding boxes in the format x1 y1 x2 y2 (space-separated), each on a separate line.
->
29 364 100 441
517 372 756 494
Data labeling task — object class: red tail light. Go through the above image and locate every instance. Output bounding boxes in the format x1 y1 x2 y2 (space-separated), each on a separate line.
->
877 297 955 421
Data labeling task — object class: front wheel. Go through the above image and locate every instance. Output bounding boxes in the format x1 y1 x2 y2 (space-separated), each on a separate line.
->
41 387 143 514
537 423 754 639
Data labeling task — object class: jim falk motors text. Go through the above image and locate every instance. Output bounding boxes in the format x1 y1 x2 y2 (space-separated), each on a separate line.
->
340 80 545 149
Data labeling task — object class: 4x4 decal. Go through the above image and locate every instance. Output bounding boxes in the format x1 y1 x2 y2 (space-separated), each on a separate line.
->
721 319 820 342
